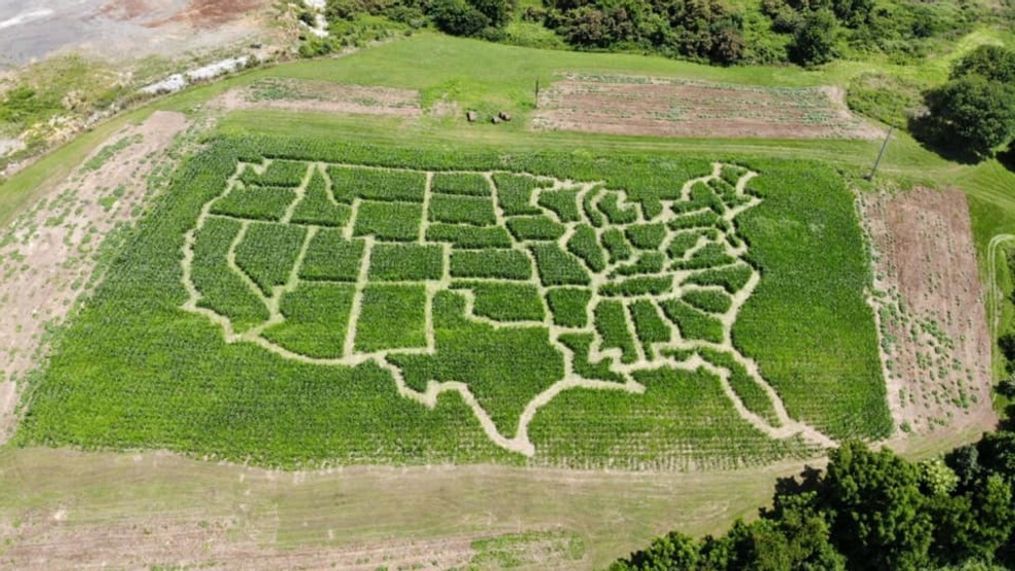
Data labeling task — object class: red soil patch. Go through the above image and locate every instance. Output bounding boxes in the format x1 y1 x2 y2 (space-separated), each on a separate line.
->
99 0 265 28
533 74 883 140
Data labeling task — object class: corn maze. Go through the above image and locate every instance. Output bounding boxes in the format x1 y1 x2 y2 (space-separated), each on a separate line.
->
181 157 834 456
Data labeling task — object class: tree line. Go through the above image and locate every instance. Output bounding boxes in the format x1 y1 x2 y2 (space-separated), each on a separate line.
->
312 0 1009 67
611 431 1015 570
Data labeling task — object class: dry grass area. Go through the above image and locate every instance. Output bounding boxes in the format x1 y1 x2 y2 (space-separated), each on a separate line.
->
0 447 810 569
861 188 996 441
215 78 422 118
0 111 190 444
533 74 883 140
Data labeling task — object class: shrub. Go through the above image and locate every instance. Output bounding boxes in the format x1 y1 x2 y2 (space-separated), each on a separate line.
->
789 9 838 67
429 0 491 36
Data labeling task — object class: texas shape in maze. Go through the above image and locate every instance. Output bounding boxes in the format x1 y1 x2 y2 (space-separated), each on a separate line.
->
181 159 833 455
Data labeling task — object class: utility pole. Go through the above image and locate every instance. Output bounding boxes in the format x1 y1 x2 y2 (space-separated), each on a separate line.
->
866 127 893 181
534 79 540 108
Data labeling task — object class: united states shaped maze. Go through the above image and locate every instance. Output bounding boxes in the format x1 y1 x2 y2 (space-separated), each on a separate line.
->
181 159 833 455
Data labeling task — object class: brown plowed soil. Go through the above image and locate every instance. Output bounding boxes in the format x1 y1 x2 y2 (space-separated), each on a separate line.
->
533 74 883 140
861 188 996 441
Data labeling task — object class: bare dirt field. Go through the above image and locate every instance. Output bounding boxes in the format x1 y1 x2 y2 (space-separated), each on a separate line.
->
861 188 996 442
533 73 883 140
0 111 190 445
215 78 423 118
0 447 813 569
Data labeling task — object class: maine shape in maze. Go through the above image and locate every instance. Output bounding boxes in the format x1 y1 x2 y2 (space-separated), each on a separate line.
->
181 158 787 455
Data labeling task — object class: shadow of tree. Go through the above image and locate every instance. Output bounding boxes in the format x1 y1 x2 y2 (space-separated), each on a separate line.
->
908 114 984 165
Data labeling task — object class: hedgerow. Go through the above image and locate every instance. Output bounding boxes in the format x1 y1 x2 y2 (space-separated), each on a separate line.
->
426 223 513 248
667 231 706 260
234 222 306 295
537 189 581 222
671 243 735 270
492 173 542 216
682 288 732 314
546 287 592 328
594 300 639 364
530 243 590 286
450 249 532 280
432 172 490 196
669 210 722 230
456 281 545 321
329 165 425 202
369 243 443 281
558 333 624 382
566 224 606 273
211 185 296 222
241 159 307 187
597 193 639 224
506 215 566 241
290 168 351 227
355 284 428 351
429 194 497 226
629 300 671 357
353 200 422 241
191 216 269 331
684 263 753 293
582 190 606 227
694 347 780 425
601 228 632 263
611 252 666 276
263 282 355 358
599 276 673 297
625 223 667 249
299 230 364 282
660 298 725 343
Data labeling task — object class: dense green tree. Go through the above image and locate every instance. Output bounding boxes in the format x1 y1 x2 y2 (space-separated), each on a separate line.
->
610 531 702 569
830 0 873 27
923 75 1015 158
822 442 933 570
428 0 491 36
951 45 1015 84
788 9 837 66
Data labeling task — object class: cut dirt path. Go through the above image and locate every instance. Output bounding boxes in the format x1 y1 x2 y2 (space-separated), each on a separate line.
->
0 110 190 445
0 446 820 569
